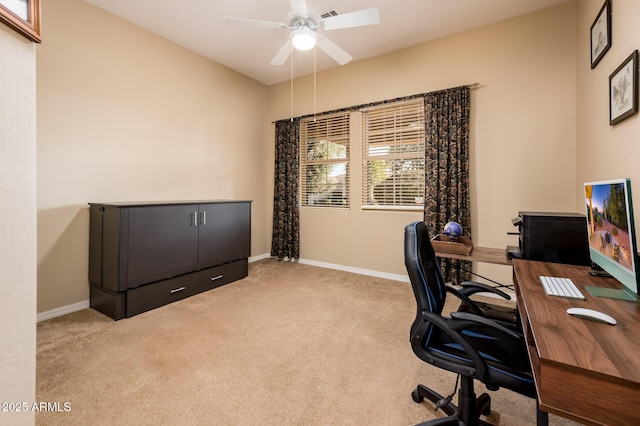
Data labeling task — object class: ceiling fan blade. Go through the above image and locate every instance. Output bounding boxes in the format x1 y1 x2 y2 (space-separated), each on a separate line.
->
289 0 308 18
322 8 380 30
224 17 286 30
316 35 352 65
271 40 294 65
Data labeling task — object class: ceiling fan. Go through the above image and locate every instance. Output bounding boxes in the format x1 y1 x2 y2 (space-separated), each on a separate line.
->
225 0 380 66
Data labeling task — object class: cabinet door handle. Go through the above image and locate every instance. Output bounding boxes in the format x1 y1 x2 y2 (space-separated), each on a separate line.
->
170 286 186 294
200 211 207 226
211 275 224 281
191 212 198 227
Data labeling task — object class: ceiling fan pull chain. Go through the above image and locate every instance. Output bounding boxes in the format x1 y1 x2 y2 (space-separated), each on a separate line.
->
290 50 294 121
313 47 317 122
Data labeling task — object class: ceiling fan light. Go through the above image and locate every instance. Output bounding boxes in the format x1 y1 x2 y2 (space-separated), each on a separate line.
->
290 27 316 51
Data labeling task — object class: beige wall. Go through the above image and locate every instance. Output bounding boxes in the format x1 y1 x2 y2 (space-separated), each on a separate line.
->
36 0 270 313
576 1 640 215
0 24 37 425
267 3 577 284
36 1 604 314
9 0 639 417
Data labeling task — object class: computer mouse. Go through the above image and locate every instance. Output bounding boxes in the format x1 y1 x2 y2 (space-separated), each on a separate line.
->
566 307 617 325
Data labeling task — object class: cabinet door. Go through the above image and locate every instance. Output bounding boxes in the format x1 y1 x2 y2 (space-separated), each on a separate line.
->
198 202 250 268
127 204 199 287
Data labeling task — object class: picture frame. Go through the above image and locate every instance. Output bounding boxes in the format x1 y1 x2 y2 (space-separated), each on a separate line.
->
609 50 638 126
0 0 41 43
590 0 611 69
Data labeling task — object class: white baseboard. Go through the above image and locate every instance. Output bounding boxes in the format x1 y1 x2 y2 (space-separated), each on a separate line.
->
249 253 271 262
36 254 406 322
249 253 411 282
37 300 90 323
298 258 410 283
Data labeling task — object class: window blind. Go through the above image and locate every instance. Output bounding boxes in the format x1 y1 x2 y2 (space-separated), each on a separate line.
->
361 99 425 208
300 112 350 207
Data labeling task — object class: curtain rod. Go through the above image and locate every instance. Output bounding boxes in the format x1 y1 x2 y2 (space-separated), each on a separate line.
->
272 82 480 123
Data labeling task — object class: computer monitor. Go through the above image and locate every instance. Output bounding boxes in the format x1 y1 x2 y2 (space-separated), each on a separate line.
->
584 178 640 300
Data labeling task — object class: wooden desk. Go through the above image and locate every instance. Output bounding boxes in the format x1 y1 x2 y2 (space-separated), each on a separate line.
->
435 246 511 266
513 260 640 425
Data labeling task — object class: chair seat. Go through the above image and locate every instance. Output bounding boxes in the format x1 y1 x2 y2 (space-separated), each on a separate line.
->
423 322 535 398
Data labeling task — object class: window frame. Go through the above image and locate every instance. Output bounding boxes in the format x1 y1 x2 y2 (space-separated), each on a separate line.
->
300 112 351 208
361 98 425 211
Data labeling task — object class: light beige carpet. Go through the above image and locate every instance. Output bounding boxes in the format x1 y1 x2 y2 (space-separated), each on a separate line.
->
36 259 577 425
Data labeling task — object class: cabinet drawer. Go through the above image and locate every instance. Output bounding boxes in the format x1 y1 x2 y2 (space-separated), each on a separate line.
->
126 260 248 317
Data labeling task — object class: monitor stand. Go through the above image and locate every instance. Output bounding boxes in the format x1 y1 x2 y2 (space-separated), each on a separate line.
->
585 263 638 301
585 285 638 301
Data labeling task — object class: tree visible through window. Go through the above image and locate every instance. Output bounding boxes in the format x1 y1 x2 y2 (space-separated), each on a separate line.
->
300 113 350 207
362 99 425 208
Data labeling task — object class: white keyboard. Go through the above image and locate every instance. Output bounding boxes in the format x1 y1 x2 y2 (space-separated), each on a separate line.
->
539 276 586 299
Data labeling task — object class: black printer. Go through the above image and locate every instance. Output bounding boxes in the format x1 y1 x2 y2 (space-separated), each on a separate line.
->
508 211 590 266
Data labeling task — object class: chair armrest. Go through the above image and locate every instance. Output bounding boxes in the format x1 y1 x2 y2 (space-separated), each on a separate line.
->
445 286 485 316
450 311 521 339
459 281 511 300
412 311 488 380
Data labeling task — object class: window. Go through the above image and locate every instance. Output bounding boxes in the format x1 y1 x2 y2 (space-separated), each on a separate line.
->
300 113 350 207
362 99 425 209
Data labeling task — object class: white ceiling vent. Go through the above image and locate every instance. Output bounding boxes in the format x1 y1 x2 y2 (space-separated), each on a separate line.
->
321 10 339 19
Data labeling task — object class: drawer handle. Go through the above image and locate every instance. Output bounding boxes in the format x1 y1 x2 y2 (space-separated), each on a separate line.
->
170 286 186 294
211 275 224 281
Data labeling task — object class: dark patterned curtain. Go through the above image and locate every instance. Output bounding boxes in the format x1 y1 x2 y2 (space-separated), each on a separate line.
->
424 86 471 283
271 119 300 259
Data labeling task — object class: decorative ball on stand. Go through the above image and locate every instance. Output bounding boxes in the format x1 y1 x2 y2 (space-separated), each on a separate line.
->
443 221 463 240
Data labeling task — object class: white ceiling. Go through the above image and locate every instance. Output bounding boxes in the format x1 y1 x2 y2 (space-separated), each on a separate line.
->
83 0 570 86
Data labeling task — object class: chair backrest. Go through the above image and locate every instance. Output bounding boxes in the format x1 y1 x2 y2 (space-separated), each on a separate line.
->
404 221 448 317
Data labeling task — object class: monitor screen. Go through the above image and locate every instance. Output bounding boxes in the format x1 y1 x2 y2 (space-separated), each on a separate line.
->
584 179 640 296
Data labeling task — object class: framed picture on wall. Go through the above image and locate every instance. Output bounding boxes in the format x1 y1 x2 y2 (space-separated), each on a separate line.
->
0 0 41 43
609 50 638 126
590 0 611 69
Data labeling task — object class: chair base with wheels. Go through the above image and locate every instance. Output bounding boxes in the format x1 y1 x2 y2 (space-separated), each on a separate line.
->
411 376 493 426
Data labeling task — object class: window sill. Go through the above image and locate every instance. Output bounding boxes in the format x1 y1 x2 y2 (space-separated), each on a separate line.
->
361 205 423 212
301 205 350 210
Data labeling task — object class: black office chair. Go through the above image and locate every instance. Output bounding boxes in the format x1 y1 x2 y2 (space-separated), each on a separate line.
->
404 221 541 425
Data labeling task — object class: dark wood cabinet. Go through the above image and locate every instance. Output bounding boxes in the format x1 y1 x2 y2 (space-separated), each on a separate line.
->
89 200 251 320
197 202 251 268
127 204 200 287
